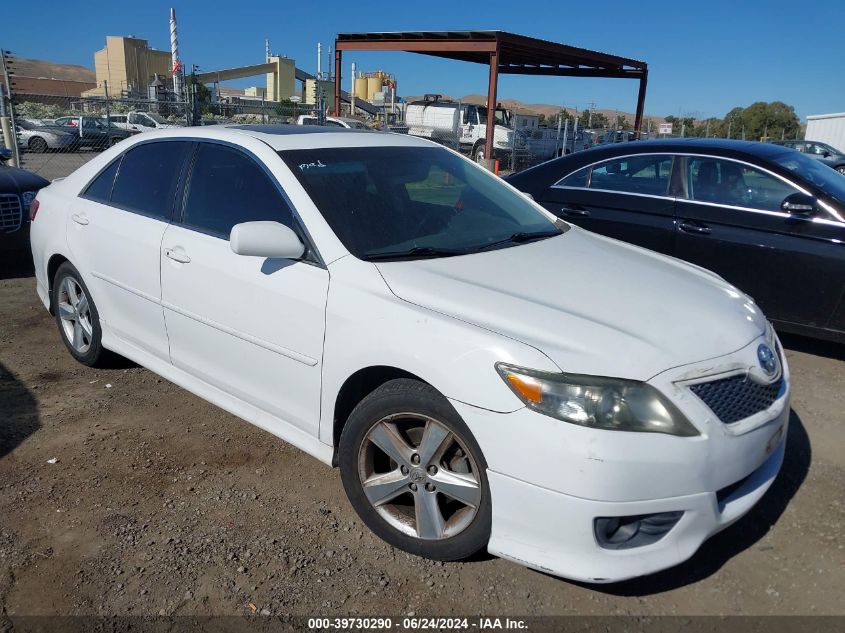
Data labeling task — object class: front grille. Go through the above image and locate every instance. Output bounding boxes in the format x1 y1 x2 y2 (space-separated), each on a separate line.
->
690 374 784 424
0 194 23 233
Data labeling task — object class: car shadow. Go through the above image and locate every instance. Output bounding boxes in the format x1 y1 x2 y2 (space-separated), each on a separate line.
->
0 361 40 459
568 409 811 596
778 332 845 362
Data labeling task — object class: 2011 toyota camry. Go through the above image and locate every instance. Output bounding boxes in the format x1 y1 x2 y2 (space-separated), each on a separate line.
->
29 125 790 583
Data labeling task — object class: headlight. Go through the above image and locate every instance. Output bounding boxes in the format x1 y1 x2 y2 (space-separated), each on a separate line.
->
21 191 37 208
496 363 699 436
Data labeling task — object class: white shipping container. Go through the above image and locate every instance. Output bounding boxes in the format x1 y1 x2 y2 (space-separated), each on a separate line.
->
804 112 845 153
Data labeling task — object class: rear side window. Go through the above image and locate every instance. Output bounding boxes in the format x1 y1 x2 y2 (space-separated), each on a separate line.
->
182 142 294 239
110 141 190 220
589 155 673 195
555 166 590 188
83 157 121 203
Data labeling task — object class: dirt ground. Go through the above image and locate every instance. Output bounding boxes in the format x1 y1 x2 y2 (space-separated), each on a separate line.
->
1 244 843 618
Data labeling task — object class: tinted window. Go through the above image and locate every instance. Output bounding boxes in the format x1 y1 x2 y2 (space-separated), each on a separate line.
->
280 146 561 260
555 166 589 188
589 155 672 195
111 141 189 219
687 158 797 210
182 143 294 239
83 157 121 203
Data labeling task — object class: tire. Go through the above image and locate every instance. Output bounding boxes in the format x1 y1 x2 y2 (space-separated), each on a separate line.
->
472 141 486 164
339 378 491 561
28 137 48 153
52 262 107 367
836 165 845 175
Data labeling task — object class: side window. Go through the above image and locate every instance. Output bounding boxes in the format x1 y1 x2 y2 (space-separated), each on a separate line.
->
182 143 294 239
687 158 798 210
588 155 673 195
555 166 590 188
111 141 189 220
82 157 122 203
325 120 344 128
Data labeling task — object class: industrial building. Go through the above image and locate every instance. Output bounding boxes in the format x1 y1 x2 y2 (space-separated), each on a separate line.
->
805 112 845 153
82 36 173 99
0 57 96 98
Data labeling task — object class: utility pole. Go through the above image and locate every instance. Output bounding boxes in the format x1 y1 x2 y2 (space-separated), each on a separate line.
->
587 101 596 128
1 49 20 167
104 80 112 145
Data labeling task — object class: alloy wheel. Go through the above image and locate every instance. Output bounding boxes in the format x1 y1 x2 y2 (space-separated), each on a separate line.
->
357 413 481 540
57 277 93 354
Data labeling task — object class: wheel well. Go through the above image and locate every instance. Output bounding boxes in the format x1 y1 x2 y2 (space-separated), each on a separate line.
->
332 366 425 464
46 254 69 314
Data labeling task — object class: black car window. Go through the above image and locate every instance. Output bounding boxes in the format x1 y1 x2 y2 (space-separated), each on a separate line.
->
182 142 294 239
687 158 798 211
110 141 190 220
588 155 673 196
82 157 122 203
555 166 590 188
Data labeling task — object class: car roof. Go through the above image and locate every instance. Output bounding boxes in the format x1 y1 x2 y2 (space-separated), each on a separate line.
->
115 124 434 151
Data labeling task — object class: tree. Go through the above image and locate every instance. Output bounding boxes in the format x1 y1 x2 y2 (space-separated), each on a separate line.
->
721 102 800 141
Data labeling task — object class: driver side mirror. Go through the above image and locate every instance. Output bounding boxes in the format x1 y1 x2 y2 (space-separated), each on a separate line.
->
230 221 305 260
781 192 818 216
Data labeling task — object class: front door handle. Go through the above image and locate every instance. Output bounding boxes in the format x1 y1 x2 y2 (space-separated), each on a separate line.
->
678 220 712 235
163 247 191 264
71 213 89 226
560 205 591 218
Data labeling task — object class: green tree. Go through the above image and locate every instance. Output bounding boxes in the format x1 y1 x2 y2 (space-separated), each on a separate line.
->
721 102 800 140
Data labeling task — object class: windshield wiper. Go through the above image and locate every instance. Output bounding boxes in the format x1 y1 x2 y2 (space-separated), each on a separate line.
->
363 246 468 261
473 229 562 252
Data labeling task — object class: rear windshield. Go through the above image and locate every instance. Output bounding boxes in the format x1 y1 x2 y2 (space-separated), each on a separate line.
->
279 146 562 260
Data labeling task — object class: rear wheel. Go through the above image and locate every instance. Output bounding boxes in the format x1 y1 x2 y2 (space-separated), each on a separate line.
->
339 379 491 561
28 137 48 153
52 262 106 366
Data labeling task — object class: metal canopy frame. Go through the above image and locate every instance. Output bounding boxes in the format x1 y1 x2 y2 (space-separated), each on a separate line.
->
334 30 648 163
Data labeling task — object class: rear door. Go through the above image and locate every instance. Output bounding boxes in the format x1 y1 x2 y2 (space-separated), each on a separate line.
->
674 155 844 328
537 153 678 255
66 140 191 360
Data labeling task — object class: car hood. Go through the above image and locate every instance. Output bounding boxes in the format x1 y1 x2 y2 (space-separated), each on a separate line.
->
0 166 50 194
375 228 767 381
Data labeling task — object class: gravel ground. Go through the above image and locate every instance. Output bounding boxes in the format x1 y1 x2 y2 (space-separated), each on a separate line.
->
0 246 843 618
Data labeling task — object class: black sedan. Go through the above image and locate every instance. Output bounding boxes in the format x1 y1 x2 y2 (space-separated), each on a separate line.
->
507 138 845 343
1 161 49 258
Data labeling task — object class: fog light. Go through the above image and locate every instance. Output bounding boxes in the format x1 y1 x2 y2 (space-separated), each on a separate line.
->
594 511 683 550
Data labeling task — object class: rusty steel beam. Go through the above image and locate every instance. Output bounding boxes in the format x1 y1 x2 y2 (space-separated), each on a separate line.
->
335 40 497 53
634 69 648 135
334 48 342 116
485 46 499 169
498 66 645 78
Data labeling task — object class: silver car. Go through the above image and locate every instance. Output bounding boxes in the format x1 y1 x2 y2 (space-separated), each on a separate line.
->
16 119 79 153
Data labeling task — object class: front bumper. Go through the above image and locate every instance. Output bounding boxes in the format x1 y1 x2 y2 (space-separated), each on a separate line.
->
452 333 790 583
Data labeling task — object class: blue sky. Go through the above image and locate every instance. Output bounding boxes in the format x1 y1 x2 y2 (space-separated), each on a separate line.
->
2 0 843 120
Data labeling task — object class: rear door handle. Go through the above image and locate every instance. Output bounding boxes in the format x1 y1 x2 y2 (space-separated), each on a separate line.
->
678 220 712 235
163 247 191 264
71 213 89 226
560 205 591 218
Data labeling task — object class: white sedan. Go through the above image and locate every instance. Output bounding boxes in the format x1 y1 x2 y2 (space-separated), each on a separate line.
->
29 125 790 583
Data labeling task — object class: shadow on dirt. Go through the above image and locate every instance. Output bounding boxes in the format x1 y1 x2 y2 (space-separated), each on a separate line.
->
581 409 810 596
0 361 40 458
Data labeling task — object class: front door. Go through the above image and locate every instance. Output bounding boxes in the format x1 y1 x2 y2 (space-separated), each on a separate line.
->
674 156 844 328
160 141 329 435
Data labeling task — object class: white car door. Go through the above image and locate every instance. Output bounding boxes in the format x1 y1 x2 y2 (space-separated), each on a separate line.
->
160 141 329 436
66 140 192 360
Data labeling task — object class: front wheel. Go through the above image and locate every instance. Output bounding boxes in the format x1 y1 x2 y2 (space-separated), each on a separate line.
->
52 262 107 366
837 165 845 175
28 137 48 153
339 379 491 561
472 142 486 164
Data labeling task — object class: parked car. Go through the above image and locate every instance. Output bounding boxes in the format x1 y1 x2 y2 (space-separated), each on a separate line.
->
105 111 183 133
507 138 845 343
0 147 12 164
16 119 79 153
53 116 132 149
770 140 845 175
295 115 369 129
30 126 790 584
0 160 49 244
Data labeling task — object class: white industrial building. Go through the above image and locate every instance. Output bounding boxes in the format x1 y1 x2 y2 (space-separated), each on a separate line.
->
805 112 845 153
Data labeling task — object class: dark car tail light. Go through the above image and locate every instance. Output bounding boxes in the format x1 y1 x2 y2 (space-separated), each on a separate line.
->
30 198 40 221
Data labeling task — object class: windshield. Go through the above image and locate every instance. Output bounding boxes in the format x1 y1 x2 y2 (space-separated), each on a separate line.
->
280 146 563 260
771 149 845 205
143 112 167 124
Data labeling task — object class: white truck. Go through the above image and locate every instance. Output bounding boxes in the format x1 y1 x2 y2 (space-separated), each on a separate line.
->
404 96 526 163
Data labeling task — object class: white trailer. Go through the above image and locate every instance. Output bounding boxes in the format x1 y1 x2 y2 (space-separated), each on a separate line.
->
805 112 845 153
